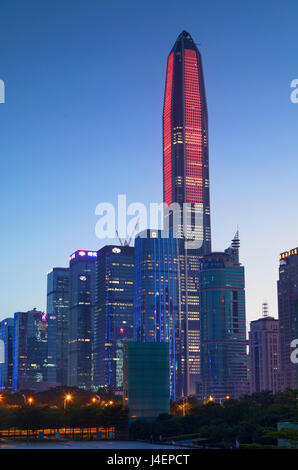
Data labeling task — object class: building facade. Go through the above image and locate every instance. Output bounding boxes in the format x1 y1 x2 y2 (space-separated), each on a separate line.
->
0 318 14 391
94 245 134 390
12 309 48 391
133 229 180 399
123 342 170 422
278 248 298 390
199 241 248 401
249 314 279 394
68 250 96 389
47 267 70 385
163 30 211 396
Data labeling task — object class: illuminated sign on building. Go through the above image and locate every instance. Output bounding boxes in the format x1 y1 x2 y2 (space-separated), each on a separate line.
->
69 250 98 260
112 247 121 254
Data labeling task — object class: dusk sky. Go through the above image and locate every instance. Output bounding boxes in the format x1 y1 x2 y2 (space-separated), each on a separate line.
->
0 0 298 328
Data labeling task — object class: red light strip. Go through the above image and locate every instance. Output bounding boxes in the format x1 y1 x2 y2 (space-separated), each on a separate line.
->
163 52 174 206
184 49 203 204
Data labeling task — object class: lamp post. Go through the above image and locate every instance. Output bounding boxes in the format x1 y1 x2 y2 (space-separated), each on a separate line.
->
64 394 72 410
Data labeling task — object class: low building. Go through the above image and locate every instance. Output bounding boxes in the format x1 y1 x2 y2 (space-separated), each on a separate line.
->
123 342 170 421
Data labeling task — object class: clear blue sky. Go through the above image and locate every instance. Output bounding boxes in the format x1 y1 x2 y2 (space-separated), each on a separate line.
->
0 0 297 327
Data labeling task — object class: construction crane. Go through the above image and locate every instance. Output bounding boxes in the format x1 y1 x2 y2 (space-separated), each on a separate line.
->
115 218 139 247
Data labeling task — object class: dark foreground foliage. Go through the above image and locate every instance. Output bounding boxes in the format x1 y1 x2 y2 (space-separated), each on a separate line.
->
130 389 298 446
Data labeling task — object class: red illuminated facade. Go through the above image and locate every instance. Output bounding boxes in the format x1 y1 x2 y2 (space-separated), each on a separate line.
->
162 31 211 396
163 30 210 237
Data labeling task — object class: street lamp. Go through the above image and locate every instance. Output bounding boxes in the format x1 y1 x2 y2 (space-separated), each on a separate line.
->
28 397 33 405
64 394 72 410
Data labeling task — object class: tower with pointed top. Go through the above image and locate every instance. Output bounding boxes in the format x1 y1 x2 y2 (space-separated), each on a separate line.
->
162 31 211 396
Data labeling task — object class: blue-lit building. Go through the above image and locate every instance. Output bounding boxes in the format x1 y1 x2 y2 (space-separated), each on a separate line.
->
47 267 70 386
133 229 180 400
68 250 97 389
0 318 14 391
13 309 49 391
93 245 134 390
199 233 248 401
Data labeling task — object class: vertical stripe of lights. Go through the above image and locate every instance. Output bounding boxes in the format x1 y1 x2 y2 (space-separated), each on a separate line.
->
184 49 203 204
163 52 174 206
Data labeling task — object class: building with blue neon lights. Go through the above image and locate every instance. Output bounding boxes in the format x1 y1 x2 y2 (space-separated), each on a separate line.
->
133 229 180 400
94 245 134 390
68 250 96 389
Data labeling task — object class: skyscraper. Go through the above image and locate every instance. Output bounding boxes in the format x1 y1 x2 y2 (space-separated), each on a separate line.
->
47 267 70 386
199 235 248 401
94 245 134 391
278 248 298 390
133 229 180 399
163 31 211 395
68 250 97 389
0 318 14 391
249 307 279 394
13 309 49 392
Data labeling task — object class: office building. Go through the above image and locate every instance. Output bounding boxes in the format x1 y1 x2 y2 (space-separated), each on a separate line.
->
199 234 248 401
94 245 134 390
46 267 70 385
249 307 279 393
0 318 14 391
68 250 96 389
278 248 298 390
163 31 211 395
12 309 49 391
133 229 180 399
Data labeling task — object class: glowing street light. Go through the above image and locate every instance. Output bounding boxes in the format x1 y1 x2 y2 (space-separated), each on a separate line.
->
28 397 33 405
64 394 72 410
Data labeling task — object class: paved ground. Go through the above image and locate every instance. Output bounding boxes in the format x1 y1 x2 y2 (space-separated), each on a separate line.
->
0 440 189 449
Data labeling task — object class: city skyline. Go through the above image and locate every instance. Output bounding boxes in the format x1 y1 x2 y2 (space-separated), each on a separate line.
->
0 0 298 326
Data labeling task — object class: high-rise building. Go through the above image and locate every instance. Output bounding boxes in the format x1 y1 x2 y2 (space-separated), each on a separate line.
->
47 267 70 386
249 307 279 394
278 248 298 390
133 229 180 399
0 318 14 391
68 250 97 389
12 309 49 391
163 31 211 395
199 235 248 401
94 245 134 390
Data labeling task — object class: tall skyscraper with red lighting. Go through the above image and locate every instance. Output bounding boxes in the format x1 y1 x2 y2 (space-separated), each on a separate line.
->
163 31 211 396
